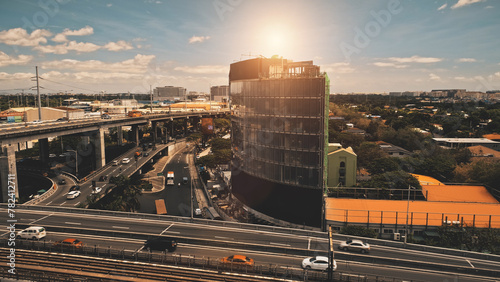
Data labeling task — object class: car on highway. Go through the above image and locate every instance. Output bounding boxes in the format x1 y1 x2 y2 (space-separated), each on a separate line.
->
66 190 81 199
56 117 68 122
220 255 254 267
28 120 43 124
144 237 177 252
101 114 111 119
143 152 149 157
58 179 66 185
302 256 336 271
16 226 46 240
338 239 371 253
54 238 83 249
112 160 119 166
122 157 130 164
49 153 56 158
99 175 108 181
92 187 102 194
69 185 80 192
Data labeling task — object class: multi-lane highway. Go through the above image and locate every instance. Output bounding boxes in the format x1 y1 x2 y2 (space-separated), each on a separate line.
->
1 207 498 281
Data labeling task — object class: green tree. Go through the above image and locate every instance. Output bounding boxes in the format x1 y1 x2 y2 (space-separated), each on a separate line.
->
355 142 388 169
366 157 400 175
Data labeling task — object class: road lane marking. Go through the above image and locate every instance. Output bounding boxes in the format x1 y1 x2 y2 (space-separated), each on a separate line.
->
29 214 52 225
65 222 81 225
160 224 174 235
270 242 291 247
59 201 67 206
112 226 130 229
308 238 311 250
466 259 475 268
73 201 80 206
215 236 233 240
45 201 53 205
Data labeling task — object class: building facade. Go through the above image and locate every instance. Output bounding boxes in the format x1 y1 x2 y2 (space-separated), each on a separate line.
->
153 86 186 101
230 57 329 227
327 143 357 187
210 85 229 102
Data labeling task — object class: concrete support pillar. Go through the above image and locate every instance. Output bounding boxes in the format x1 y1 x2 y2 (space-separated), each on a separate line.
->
39 138 49 168
0 144 19 202
94 128 106 169
132 125 140 145
117 126 123 146
184 118 189 136
152 121 158 144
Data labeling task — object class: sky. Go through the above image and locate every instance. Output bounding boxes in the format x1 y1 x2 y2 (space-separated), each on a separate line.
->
0 0 499 95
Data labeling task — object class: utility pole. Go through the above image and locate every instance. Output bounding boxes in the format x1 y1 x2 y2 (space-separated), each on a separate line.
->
150 85 153 114
35 66 42 121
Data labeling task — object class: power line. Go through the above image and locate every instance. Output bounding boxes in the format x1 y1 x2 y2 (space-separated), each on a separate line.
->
40 77 99 93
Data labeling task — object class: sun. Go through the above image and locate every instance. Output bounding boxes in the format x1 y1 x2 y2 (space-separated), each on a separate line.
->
259 24 293 57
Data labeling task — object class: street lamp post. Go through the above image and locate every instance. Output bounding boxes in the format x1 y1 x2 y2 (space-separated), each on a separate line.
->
405 185 413 246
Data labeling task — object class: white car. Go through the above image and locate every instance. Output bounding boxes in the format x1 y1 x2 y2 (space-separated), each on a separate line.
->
66 190 81 199
338 239 371 253
29 120 43 124
92 187 102 194
302 256 337 271
122 158 131 164
17 226 46 240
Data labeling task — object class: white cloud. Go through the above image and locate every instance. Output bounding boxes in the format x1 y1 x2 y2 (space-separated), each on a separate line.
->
52 26 94 42
0 72 32 80
0 51 33 67
454 76 476 82
0 28 51 46
438 3 448 10
429 73 442 81
451 0 485 9
103 40 134 51
372 62 408 68
485 5 494 8
188 36 210 44
457 58 477 62
388 55 443 63
107 3 112 7
33 41 100 54
174 65 228 74
323 62 356 73
41 54 156 73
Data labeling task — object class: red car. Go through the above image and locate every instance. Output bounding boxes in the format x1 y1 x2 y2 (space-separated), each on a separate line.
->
54 238 84 249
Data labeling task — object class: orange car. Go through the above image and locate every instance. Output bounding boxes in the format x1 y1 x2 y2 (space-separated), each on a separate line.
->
54 238 84 249
221 255 254 266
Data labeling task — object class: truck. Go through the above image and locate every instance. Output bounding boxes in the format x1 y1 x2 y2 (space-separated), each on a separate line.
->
166 171 175 186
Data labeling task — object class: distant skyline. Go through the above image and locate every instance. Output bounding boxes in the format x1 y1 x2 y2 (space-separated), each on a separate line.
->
0 0 499 94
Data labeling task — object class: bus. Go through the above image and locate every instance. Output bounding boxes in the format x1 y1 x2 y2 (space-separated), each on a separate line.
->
128 110 142 117
166 171 175 186
155 199 167 215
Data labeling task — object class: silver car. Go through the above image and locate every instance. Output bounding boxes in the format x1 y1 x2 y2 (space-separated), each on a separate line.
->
302 256 337 271
338 239 370 253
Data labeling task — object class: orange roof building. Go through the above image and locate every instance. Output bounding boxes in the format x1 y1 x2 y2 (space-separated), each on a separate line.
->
325 174 500 231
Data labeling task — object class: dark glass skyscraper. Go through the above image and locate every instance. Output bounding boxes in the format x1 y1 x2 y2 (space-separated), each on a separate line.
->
230 57 329 227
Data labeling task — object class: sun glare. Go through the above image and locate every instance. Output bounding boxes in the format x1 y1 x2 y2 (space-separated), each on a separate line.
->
259 24 294 57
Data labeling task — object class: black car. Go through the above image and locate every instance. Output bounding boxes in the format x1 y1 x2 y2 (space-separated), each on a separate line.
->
143 152 149 157
58 179 66 185
69 185 80 192
144 237 177 252
99 175 108 181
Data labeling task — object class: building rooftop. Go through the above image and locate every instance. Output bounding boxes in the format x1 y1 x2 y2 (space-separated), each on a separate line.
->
468 145 500 158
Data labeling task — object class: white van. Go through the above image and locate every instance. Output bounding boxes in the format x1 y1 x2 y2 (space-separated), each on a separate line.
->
17 226 46 240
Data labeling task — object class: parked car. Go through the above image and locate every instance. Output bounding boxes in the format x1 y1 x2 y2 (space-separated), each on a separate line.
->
220 255 254 267
69 185 80 192
54 238 83 249
338 239 371 253
122 158 130 164
302 256 336 271
144 237 177 252
91 187 102 194
16 226 46 240
66 190 81 199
